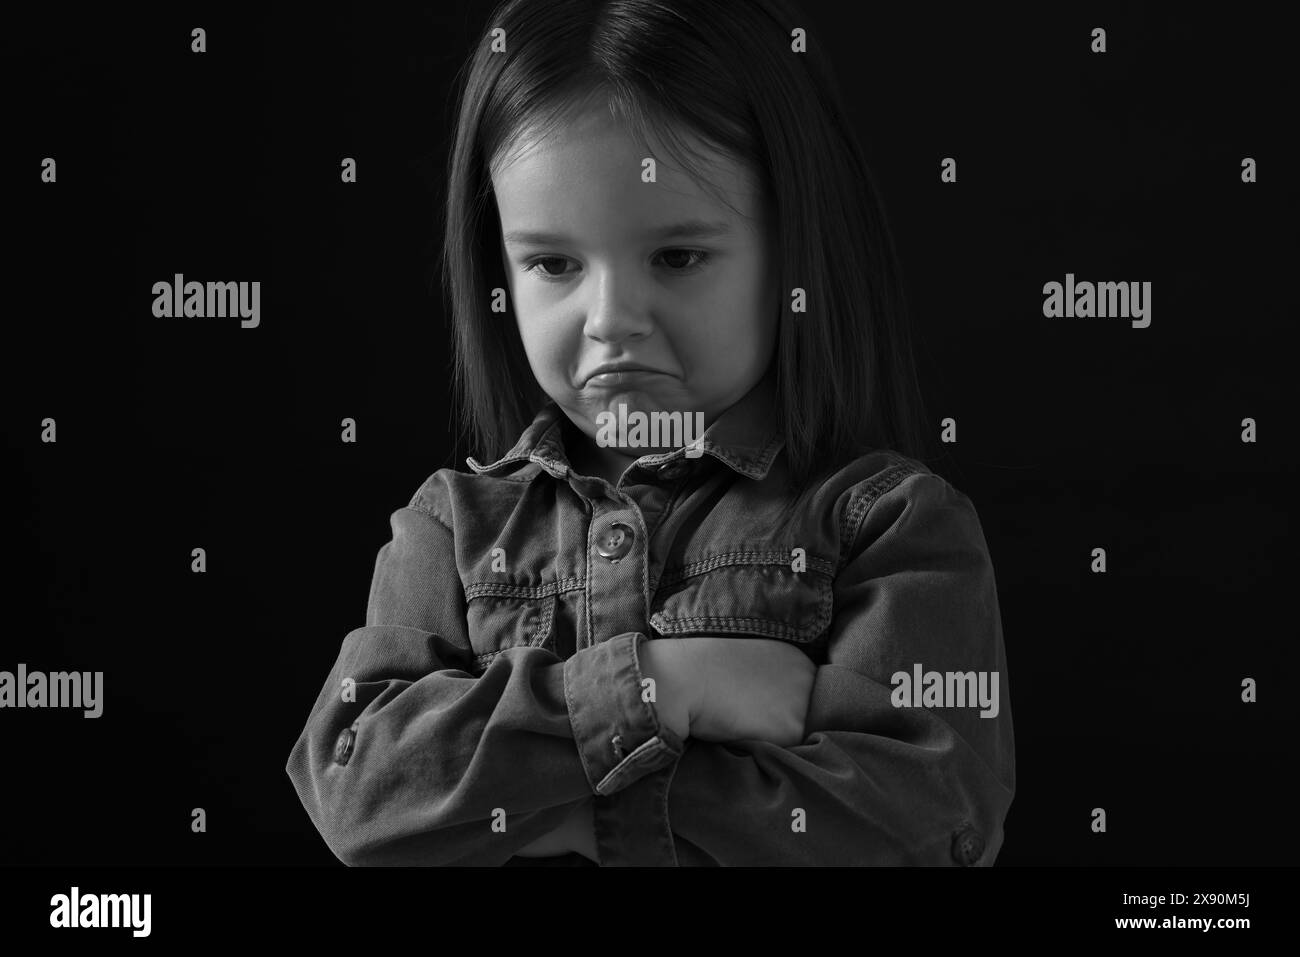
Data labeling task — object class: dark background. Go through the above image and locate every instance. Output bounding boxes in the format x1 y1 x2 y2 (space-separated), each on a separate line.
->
4 2 1295 866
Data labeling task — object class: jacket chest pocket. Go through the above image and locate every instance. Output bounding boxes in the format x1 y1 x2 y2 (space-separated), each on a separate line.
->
464 585 559 672
648 550 835 647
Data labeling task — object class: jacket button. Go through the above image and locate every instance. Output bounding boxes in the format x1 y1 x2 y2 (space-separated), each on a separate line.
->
595 521 635 562
656 459 689 480
951 826 985 866
333 724 358 766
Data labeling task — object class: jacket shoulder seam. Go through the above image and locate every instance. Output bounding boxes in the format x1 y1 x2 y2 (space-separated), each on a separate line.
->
406 473 455 532
836 458 933 573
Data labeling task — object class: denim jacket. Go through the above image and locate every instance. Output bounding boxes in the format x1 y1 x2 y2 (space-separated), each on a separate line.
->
285 370 1015 866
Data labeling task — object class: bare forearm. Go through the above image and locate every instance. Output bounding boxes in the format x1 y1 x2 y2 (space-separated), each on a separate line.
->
665 636 814 746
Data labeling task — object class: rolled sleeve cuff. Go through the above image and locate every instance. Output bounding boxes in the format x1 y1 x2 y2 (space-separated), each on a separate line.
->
563 632 685 796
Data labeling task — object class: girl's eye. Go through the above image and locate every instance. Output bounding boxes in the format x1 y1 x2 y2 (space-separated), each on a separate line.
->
656 248 711 271
523 249 712 281
525 257 574 279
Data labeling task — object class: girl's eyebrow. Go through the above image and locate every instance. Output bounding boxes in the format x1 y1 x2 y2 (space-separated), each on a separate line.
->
503 220 732 246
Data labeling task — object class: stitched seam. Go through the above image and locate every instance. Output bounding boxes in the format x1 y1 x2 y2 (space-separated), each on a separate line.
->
562 656 597 794
705 429 781 478
836 463 923 573
405 500 454 533
529 595 556 647
597 737 665 795
466 461 546 483
655 550 835 589
662 749 682 867
581 519 596 651
651 618 814 641
466 577 584 600
633 511 651 655
650 566 835 642
704 445 750 475
628 633 661 734
470 595 555 664
473 648 506 667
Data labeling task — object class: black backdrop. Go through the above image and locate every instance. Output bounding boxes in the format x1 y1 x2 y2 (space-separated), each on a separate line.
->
5 1 1296 869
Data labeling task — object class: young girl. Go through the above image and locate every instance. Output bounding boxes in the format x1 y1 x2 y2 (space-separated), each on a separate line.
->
287 0 1014 866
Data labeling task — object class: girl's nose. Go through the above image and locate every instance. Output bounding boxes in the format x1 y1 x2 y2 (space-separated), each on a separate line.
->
582 268 655 343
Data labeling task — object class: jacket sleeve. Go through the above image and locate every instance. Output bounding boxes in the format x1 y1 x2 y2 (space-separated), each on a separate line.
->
285 472 684 866
660 469 1016 865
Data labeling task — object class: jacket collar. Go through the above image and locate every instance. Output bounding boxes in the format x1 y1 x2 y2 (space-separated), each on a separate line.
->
466 367 784 482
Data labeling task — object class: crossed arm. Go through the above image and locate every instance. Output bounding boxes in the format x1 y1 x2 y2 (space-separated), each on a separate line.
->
514 636 815 861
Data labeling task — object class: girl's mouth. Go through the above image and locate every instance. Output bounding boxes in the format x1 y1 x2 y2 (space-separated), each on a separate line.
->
586 370 666 387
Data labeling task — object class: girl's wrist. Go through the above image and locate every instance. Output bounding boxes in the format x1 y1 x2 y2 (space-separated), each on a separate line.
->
640 638 694 741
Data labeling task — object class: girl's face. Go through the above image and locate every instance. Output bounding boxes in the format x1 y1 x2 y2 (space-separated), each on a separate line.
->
491 105 778 475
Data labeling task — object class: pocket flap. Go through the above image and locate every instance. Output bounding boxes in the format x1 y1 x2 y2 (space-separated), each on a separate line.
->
649 551 833 644
465 591 558 668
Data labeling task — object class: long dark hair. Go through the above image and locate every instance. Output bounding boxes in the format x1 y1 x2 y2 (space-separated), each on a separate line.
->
442 0 935 493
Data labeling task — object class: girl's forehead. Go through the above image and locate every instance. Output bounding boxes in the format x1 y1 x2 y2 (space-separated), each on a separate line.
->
492 111 759 224
493 105 741 185
494 161 760 241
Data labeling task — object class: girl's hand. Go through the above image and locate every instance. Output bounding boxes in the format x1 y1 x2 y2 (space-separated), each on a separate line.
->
681 637 817 747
